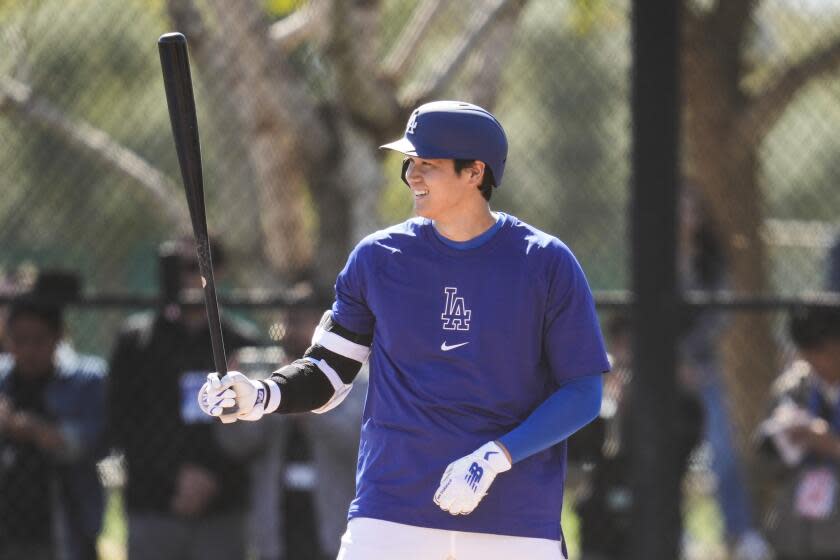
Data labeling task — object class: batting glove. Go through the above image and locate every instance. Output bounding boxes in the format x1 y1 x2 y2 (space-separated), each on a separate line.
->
218 371 270 422
197 373 238 424
433 441 511 515
197 371 270 423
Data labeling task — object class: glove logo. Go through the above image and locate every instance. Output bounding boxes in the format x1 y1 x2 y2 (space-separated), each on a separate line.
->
465 462 484 491
255 387 266 406
483 451 498 460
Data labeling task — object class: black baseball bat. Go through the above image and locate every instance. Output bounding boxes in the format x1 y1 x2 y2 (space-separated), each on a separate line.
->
158 32 227 376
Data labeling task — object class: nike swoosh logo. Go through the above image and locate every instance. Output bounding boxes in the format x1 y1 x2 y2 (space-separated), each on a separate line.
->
441 341 470 351
484 451 499 460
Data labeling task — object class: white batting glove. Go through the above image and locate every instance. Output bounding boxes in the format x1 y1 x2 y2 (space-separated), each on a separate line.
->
218 371 269 422
197 373 238 424
433 441 511 515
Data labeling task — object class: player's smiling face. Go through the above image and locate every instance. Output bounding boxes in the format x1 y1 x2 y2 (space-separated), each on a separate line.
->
403 157 483 221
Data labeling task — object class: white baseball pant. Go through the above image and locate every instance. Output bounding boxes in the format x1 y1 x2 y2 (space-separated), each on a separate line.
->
336 517 566 560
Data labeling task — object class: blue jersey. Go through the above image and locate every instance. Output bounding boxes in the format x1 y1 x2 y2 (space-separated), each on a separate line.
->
332 213 609 540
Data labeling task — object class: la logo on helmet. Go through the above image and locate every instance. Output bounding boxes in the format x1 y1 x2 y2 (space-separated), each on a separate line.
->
406 111 419 134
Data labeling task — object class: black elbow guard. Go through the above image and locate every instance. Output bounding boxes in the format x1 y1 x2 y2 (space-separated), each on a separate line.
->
269 311 372 414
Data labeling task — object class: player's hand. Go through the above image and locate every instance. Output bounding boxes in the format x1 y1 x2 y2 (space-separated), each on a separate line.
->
218 371 268 422
197 372 239 423
433 441 511 515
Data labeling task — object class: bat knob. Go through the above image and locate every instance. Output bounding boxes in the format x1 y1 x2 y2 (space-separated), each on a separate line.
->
159 32 186 44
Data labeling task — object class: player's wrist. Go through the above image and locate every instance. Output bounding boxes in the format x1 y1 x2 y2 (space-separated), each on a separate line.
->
492 440 513 466
476 441 512 473
262 378 282 413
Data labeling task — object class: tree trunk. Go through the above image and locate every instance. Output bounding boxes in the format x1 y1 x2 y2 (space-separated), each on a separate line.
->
306 109 387 294
206 0 333 281
164 0 528 291
683 23 780 512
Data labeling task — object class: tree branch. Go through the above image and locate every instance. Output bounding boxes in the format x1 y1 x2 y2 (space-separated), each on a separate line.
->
166 0 209 47
203 0 327 276
401 0 517 108
268 0 329 52
206 0 330 160
380 0 443 83
0 76 190 230
464 0 528 109
741 34 840 140
329 0 401 133
710 0 757 49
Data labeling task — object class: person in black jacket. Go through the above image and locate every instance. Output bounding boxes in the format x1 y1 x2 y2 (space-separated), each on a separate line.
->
0 293 107 560
571 313 704 559
107 238 259 560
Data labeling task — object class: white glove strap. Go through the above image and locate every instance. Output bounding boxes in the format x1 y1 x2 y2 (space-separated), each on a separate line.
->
477 441 512 473
264 378 282 414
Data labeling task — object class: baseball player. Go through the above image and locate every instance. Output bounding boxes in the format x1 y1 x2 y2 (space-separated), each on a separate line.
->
198 100 610 559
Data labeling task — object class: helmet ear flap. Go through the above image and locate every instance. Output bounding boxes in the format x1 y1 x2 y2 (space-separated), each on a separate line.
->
401 158 410 187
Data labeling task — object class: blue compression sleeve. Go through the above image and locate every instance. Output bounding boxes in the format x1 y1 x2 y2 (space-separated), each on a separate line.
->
498 374 603 464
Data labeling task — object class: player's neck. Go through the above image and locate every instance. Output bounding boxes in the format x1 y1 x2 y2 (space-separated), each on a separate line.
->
432 204 496 242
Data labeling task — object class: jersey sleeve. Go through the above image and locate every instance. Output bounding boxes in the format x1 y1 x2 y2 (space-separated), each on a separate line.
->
543 243 610 384
331 240 376 336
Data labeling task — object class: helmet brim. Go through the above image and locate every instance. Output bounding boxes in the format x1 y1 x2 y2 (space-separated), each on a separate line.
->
379 137 418 156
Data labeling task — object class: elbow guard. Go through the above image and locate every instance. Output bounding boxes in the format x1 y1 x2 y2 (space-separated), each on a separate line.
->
267 311 371 414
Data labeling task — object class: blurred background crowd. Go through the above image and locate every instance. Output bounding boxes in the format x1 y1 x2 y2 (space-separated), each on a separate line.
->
1 0 840 559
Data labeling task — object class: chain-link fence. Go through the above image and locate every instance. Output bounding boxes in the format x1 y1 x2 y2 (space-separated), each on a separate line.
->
1 0 840 559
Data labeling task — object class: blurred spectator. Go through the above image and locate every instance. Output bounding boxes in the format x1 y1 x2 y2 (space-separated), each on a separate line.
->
0 268 16 352
224 344 293 560
199 303 362 560
241 305 364 560
107 238 260 560
826 233 840 292
281 306 366 560
571 313 704 559
678 188 772 560
206 345 285 560
759 306 840 560
0 291 107 560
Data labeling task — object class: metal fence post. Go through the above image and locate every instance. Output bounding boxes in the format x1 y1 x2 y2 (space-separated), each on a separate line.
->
630 1 682 558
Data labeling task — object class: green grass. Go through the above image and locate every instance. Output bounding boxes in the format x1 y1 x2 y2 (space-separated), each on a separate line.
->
97 482 726 559
98 489 126 560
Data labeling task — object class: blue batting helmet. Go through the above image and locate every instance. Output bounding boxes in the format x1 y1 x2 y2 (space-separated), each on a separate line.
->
380 100 508 187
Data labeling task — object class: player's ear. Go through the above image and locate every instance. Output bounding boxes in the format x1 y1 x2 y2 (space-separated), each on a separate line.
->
401 158 410 186
464 161 485 185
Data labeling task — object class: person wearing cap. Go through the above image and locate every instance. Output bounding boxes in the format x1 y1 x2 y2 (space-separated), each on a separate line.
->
0 295 107 560
108 238 260 560
197 101 609 559
758 306 840 559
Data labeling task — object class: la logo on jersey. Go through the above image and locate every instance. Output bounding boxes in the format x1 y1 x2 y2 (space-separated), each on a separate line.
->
441 287 471 331
406 111 419 134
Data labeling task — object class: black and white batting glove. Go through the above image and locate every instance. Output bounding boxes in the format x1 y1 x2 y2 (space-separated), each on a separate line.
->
198 371 280 423
197 372 239 424
433 441 512 515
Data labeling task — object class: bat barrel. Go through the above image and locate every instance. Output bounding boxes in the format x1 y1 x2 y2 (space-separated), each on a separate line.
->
158 33 206 233
158 32 228 376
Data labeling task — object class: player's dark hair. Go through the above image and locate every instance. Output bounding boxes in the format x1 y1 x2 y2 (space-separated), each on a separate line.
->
6 296 64 334
788 305 840 350
454 159 495 201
